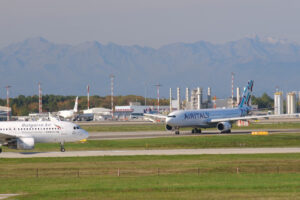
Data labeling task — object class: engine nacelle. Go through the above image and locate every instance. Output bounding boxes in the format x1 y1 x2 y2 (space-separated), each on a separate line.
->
217 122 231 132
8 137 35 150
165 124 173 131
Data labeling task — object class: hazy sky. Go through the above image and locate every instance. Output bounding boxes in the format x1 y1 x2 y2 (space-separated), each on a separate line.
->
1 0 300 48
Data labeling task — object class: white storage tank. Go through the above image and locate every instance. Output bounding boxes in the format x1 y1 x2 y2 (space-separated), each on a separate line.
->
274 92 283 115
287 92 297 114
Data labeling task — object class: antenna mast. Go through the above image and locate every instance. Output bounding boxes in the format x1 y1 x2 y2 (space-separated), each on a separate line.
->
38 82 42 113
5 85 11 121
110 74 115 118
153 84 162 113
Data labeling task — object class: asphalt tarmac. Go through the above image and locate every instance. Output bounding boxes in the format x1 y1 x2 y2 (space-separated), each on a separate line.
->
89 129 300 140
1 147 300 158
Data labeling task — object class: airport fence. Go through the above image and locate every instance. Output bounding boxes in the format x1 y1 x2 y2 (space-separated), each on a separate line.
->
1 166 300 178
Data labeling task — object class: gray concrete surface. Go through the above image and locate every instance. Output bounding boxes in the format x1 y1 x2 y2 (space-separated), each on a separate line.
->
1 148 300 158
89 129 300 140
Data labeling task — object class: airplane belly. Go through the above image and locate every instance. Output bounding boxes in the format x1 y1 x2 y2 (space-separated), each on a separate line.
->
34 131 62 143
178 119 207 127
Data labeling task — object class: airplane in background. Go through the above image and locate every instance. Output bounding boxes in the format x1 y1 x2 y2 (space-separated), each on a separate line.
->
57 96 78 120
0 115 88 153
145 80 299 135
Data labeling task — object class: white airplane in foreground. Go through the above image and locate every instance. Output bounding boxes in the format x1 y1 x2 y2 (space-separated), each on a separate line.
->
0 116 88 153
146 80 299 135
57 96 78 119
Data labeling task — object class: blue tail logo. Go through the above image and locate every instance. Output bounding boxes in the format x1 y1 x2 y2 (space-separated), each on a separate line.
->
239 80 254 108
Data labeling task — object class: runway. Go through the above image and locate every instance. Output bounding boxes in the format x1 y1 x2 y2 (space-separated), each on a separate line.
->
89 129 300 140
1 147 300 158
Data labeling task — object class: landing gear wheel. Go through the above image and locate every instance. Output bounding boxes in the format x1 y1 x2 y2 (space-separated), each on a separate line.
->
60 142 65 152
175 130 180 135
0 148 2 153
192 128 201 134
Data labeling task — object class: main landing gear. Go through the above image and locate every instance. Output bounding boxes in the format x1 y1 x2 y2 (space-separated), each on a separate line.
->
192 128 201 134
60 142 65 152
0 147 2 154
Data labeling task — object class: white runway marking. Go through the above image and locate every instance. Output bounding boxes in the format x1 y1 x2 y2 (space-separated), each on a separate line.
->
1 148 300 158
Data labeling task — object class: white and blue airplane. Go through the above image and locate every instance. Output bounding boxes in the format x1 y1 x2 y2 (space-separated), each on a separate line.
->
0 116 88 153
57 96 78 119
146 80 298 135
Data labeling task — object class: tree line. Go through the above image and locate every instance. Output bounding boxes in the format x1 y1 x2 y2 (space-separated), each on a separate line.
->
0 95 169 116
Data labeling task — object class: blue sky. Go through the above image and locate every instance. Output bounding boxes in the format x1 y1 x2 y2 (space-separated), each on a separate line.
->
1 0 300 48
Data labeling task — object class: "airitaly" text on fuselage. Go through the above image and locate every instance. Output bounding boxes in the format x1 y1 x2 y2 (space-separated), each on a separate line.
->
184 112 210 120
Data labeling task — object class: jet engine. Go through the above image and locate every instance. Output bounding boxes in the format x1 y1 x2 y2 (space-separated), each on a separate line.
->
7 137 35 150
217 122 232 133
165 124 173 131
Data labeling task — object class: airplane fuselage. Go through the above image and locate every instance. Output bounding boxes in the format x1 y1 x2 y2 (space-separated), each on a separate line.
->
0 121 88 143
166 107 249 128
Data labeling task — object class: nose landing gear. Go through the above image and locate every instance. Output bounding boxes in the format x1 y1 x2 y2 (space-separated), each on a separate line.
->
60 142 65 152
192 128 202 134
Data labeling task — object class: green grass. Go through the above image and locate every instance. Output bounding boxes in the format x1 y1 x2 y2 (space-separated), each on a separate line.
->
81 122 300 132
82 123 166 132
3 132 300 152
1 154 300 199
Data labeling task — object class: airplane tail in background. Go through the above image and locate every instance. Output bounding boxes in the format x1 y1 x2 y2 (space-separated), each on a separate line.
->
73 96 78 112
238 80 254 108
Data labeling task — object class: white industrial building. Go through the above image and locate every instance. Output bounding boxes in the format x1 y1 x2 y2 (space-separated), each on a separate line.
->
170 87 214 111
169 86 248 111
0 106 11 121
115 102 169 119
83 107 112 121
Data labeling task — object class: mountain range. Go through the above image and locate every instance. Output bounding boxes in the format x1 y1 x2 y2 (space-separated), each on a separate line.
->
0 36 299 98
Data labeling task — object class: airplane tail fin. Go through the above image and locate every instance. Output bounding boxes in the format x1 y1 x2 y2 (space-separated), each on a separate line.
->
238 80 254 108
74 96 78 112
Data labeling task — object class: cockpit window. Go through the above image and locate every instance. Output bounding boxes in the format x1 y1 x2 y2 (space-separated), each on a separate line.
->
167 115 176 118
73 126 81 130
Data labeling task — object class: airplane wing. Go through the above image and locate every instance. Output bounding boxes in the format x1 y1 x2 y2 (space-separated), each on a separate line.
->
143 113 167 119
0 132 16 144
210 113 300 123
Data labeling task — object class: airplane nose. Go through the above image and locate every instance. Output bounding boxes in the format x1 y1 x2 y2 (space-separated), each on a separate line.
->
79 130 89 140
166 118 173 126
83 130 89 139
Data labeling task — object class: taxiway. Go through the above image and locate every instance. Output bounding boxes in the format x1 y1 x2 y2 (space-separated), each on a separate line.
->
1 147 300 158
88 129 300 140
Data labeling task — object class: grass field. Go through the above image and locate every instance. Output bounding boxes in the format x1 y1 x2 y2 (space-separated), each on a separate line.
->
3 132 300 152
1 154 300 199
81 122 300 132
